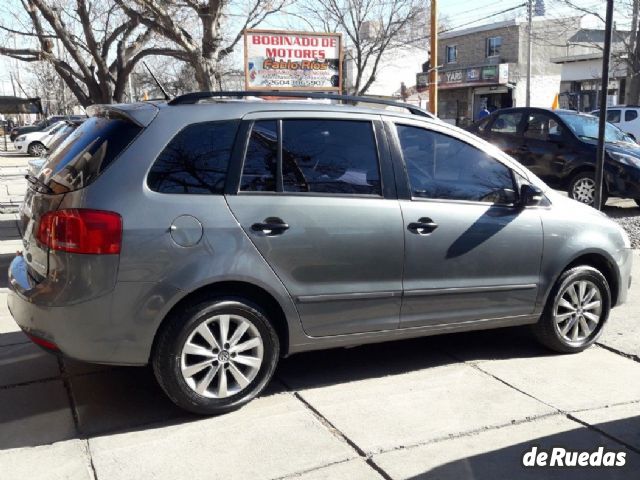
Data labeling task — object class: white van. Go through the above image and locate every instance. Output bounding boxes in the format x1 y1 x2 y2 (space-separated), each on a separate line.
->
591 106 640 141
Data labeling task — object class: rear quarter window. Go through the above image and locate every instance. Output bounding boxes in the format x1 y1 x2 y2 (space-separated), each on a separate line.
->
148 121 239 194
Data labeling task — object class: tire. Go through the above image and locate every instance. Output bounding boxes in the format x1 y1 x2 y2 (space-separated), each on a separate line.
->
152 297 280 415
532 266 611 353
568 171 607 207
27 141 45 156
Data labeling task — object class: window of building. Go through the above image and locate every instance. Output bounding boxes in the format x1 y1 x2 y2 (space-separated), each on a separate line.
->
446 45 457 64
148 121 238 194
625 110 638 122
396 125 515 204
486 36 502 57
490 112 523 135
282 119 381 195
240 121 278 192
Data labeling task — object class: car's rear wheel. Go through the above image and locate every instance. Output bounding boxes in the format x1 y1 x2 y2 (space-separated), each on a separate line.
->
532 266 610 353
152 297 279 415
27 141 45 156
568 171 607 206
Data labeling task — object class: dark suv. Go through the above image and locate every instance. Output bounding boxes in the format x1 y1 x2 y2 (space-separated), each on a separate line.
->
468 107 640 206
7 93 632 415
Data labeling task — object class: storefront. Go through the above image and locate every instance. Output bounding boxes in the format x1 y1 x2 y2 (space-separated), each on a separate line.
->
437 64 511 126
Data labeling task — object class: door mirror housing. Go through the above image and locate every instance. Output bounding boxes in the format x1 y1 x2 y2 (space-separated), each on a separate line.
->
519 184 543 207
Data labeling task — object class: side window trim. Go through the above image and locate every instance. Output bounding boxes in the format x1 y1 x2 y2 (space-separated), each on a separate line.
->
232 116 390 199
391 121 518 207
224 120 253 195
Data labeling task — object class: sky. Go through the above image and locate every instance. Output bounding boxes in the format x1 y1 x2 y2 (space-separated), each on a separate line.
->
0 0 614 98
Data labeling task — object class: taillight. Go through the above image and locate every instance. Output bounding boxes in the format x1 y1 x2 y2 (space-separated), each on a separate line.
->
37 209 122 254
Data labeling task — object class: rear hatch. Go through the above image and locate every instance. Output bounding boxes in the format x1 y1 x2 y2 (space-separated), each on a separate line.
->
20 105 153 281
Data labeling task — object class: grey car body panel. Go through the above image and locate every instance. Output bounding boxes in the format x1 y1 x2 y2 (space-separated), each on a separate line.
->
7 100 633 365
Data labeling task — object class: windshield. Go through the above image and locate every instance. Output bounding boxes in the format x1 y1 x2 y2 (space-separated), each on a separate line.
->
557 112 630 143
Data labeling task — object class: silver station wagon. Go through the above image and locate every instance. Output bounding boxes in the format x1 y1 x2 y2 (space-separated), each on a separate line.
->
8 92 632 414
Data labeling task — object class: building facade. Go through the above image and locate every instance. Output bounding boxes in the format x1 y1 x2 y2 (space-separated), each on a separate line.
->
551 29 629 112
436 17 581 125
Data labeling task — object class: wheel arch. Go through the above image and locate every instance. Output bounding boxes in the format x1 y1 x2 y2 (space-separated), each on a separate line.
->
561 252 620 307
564 164 595 187
150 280 291 362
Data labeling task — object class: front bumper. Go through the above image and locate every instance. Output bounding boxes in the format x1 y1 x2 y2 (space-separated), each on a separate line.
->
607 162 640 199
13 140 26 152
614 247 633 307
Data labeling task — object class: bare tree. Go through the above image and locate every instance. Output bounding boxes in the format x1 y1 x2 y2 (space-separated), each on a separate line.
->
116 0 288 91
0 0 168 106
297 0 424 95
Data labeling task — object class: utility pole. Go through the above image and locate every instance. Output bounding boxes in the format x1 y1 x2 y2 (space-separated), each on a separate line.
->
429 0 438 116
595 0 614 211
526 0 532 107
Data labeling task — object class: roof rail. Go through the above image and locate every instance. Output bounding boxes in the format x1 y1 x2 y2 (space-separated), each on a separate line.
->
167 91 436 119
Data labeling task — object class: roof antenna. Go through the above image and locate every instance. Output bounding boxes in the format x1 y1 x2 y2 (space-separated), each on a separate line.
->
142 61 170 101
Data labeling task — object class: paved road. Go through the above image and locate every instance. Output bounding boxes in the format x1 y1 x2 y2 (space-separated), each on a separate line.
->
0 151 639 479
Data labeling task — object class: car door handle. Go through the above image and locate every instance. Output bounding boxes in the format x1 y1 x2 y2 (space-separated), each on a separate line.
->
408 218 438 235
517 145 530 152
251 218 289 235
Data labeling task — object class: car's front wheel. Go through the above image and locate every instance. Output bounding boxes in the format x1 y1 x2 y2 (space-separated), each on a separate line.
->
27 141 45 156
533 266 610 353
568 171 607 206
153 297 279 415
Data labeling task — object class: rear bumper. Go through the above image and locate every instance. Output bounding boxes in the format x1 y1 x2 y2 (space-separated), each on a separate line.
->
7 255 178 365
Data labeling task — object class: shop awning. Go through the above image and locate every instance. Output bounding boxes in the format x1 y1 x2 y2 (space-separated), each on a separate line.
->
0 96 43 114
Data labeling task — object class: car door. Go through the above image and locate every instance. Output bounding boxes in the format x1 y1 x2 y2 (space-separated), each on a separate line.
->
519 111 570 181
389 120 543 328
225 112 404 337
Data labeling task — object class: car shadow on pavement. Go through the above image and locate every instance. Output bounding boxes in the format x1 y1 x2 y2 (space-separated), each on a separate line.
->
403 415 640 479
0 326 554 451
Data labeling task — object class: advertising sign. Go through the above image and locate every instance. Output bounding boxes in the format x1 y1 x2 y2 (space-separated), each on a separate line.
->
438 64 510 89
244 29 342 91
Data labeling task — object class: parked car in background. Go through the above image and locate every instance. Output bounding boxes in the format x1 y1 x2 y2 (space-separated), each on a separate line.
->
8 94 632 415
591 106 640 142
26 120 85 175
13 121 68 156
467 107 640 206
9 115 86 141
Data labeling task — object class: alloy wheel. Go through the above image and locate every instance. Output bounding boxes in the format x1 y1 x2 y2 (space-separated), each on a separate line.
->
553 279 602 344
180 314 264 399
572 178 595 205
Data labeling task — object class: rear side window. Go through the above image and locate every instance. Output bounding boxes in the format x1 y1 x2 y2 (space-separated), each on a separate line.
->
626 110 638 122
148 121 238 194
40 116 141 193
607 110 621 123
490 112 522 135
282 120 380 195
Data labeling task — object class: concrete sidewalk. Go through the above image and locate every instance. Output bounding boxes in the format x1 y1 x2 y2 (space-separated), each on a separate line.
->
0 152 639 479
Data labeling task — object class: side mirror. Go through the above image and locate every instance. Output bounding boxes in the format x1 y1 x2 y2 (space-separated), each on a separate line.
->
520 184 543 207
